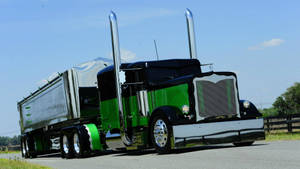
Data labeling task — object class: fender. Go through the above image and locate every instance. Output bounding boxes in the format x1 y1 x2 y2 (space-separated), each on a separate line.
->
239 100 262 119
60 125 91 152
150 106 191 125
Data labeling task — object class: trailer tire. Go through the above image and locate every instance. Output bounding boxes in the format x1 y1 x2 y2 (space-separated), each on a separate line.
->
150 115 172 154
73 131 85 158
60 134 73 159
24 136 37 158
21 138 29 158
233 141 254 147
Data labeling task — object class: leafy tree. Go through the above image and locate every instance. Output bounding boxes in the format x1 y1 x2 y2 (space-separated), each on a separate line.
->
0 135 21 146
259 107 278 117
273 82 300 115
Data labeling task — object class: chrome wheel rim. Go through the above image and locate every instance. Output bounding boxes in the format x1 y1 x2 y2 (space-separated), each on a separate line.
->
153 119 168 147
22 142 26 155
73 133 80 154
63 135 69 154
25 140 29 152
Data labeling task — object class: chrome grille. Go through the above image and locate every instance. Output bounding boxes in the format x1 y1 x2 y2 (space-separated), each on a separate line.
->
194 75 239 120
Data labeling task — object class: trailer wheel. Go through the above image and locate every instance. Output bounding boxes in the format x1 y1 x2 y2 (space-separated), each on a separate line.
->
60 134 73 159
233 141 254 147
73 132 84 158
24 136 37 158
21 138 29 158
150 115 172 154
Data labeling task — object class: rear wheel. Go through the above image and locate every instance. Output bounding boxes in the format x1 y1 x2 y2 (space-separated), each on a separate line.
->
73 132 84 158
60 134 73 159
24 136 37 158
233 141 254 147
21 138 29 158
150 115 172 154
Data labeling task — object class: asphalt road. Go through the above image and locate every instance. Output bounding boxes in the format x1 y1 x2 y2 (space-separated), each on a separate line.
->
1 141 300 169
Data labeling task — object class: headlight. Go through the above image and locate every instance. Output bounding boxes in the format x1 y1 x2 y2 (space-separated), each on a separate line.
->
182 105 189 114
243 101 250 109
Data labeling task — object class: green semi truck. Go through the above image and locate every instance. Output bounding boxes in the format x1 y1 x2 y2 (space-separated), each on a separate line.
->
18 9 265 159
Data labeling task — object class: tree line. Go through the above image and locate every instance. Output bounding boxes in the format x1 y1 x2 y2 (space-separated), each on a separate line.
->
0 135 21 146
261 82 300 117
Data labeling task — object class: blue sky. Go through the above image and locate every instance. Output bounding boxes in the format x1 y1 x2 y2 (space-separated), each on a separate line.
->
0 0 300 136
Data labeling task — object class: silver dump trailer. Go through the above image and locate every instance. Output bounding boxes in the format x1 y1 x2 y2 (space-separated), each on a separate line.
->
18 58 111 157
18 58 111 133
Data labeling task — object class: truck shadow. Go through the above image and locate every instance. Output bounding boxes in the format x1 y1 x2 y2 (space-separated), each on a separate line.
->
33 143 267 159
114 143 267 156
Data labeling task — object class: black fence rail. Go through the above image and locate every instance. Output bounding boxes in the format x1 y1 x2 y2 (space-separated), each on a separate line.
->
264 114 300 133
0 145 20 151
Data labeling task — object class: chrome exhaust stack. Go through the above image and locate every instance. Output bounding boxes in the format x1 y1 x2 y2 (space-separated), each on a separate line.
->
185 8 197 59
109 11 132 147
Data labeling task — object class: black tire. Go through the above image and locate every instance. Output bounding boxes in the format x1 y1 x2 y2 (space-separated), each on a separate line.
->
73 131 85 158
21 138 29 158
60 134 74 159
25 136 37 158
150 115 172 154
233 141 254 147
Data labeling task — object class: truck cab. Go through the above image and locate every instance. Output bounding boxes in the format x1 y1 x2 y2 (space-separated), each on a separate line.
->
97 58 264 153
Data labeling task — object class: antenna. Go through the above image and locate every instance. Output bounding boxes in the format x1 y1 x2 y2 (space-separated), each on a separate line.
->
153 40 159 60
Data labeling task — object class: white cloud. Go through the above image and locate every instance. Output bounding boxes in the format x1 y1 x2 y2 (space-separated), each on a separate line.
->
110 48 137 62
262 38 285 47
248 38 285 50
121 48 136 62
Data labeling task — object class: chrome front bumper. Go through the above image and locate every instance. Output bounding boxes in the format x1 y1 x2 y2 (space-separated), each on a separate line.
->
172 118 265 148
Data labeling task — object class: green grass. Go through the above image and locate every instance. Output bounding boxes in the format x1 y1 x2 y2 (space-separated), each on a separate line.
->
0 158 51 169
0 151 20 154
266 132 300 141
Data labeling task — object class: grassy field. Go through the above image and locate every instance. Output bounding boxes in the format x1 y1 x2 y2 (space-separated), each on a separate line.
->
266 132 300 141
0 151 20 154
0 158 51 169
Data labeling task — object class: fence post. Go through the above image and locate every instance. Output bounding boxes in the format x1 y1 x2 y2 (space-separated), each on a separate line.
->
287 115 292 133
266 118 270 133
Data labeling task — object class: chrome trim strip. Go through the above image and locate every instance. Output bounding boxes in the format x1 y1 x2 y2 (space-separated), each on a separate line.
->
172 118 264 145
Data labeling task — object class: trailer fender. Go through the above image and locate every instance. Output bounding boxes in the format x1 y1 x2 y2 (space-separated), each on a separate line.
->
83 124 102 151
61 124 102 151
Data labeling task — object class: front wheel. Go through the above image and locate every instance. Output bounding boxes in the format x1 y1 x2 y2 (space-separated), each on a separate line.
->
150 115 172 154
233 141 254 147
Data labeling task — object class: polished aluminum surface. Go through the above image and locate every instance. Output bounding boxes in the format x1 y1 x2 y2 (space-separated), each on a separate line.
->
73 133 80 154
193 74 240 121
137 90 149 116
62 135 69 154
109 11 132 146
105 132 126 150
172 118 264 147
25 139 29 152
22 142 26 155
185 8 197 59
153 119 168 147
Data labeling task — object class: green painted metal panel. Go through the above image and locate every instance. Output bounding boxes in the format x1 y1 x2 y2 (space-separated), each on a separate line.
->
100 99 120 131
33 135 43 152
99 84 189 133
85 124 103 151
149 84 190 115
